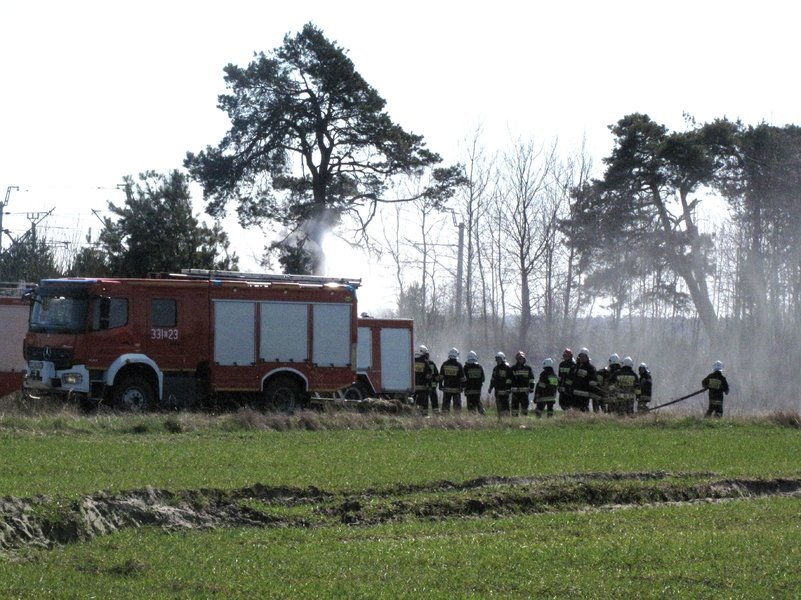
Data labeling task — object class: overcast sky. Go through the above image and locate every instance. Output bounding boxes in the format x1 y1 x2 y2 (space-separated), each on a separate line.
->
1 0 799 307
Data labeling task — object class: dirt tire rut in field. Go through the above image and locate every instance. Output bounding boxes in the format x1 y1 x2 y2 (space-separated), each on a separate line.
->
2 472 801 554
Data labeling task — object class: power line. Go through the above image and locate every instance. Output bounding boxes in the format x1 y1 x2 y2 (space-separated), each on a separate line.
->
0 185 20 253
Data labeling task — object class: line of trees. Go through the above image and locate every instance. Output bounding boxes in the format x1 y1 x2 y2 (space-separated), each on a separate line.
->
380 116 801 412
0 170 237 282
4 23 800 412
182 19 801 411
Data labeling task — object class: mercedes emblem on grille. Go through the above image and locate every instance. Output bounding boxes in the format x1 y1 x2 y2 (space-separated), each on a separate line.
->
43 346 52 360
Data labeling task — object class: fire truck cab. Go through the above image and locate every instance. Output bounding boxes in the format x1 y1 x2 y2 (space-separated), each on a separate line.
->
23 270 360 411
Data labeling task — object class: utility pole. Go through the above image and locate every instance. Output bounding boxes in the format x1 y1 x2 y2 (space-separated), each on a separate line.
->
26 211 48 241
455 221 465 323
0 186 19 253
445 209 466 325
3 209 54 253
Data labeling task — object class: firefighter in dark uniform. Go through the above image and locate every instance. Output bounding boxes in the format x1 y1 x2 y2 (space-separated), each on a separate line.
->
413 345 432 414
510 351 535 417
439 348 466 412
637 362 652 412
595 353 618 413
596 353 620 413
533 357 558 417
427 353 440 413
568 347 597 412
594 365 608 413
608 354 621 412
609 356 639 416
702 360 729 418
488 352 512 416
463 351 486 414
558 348 575 411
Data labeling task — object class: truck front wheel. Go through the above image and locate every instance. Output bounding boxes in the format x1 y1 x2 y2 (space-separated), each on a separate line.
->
112 375 154 412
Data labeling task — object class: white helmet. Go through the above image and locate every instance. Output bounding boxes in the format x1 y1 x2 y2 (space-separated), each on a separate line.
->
713 360 724 372
418 345 429 356
467 351 478 363
448 347 459 360
578 347 590 358
495 351 506 362
638 362 648 372
622 356 634 367
608 353 620 366
543 357 554 369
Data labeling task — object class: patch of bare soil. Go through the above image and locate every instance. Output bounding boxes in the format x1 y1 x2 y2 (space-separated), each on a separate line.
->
2 473 801 554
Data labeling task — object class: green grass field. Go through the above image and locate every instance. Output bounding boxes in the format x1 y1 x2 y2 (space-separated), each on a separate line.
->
1 410 800 597
1 412 801 497
3 497 801 598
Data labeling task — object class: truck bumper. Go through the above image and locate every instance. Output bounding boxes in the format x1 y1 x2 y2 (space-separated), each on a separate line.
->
23 361 91 395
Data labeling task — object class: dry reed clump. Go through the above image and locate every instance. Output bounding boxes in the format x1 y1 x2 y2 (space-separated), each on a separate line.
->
223 407 507 431
0 391 81 417
556 410 614 422
3 399 801 433
425 413 496 430
227 407 294 431
161 415 189 433
768 410 801 429
298 411 324 431
323 409 421 431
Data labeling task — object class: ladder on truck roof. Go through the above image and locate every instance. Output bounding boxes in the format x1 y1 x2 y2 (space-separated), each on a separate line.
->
177 269 361 289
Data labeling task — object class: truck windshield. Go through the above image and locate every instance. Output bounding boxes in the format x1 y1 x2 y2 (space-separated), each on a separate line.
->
29 288 90 334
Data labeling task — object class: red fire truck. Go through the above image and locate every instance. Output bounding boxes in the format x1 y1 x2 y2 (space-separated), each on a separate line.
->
0 290 30 398
22 270 360 411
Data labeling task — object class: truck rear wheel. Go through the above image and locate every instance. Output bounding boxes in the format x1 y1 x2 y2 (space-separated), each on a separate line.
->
344 381 371 401
112 375 154 412
262 377 301 413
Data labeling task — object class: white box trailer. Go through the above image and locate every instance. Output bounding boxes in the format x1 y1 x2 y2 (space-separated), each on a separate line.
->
0 295 29 397
351 317 413 399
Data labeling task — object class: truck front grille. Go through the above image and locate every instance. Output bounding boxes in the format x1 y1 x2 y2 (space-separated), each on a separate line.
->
24 346 74 370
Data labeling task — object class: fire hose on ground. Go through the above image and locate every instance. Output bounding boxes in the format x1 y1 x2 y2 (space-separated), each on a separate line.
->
643 388 706 412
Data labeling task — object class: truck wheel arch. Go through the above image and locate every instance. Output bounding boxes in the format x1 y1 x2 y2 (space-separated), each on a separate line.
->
105 354 163 402
261 369 308 413
260 368 308 394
